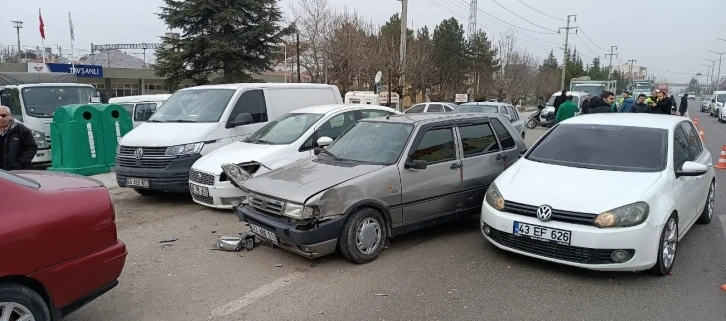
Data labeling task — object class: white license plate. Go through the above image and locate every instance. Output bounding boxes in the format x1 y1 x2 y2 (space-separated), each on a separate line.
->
126 178 149 187
249 224 278 244
190 183 209 196
513 221 571 246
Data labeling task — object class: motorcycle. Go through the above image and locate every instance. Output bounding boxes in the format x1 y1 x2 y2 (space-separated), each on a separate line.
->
526 104 555 129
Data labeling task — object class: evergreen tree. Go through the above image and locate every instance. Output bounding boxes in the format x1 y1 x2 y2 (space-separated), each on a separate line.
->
588 57 606 80
432 17 466 99
541 50 559 69
466 29 499 99
155 0 294 86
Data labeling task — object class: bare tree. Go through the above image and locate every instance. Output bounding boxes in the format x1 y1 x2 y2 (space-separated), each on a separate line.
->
290 0 333 83
406 28 435 103
325 10 372 94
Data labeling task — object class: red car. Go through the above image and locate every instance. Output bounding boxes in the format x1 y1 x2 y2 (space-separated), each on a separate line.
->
0 170 127 320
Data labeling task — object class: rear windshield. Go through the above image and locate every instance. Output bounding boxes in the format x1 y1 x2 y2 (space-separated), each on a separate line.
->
716 93 726 102
453 104 498 113
0 170 40 188
526 124 668 172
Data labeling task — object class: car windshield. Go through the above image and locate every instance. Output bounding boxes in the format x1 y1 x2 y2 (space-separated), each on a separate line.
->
526 124 668 172
633 84 651 91
147 89 234 123
716 94 726 102
246 113 323 145
453 104 498 113
325 121 413 164
570 85 604 97
21 86 96 118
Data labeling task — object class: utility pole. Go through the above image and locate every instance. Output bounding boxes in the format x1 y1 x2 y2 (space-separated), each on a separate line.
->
709 50 724 91
605 46 618 79
296 33 301 83
398 0 408 92
558 15 577 91
627 59 636 85
11 21 24 60
702 63 713 94
57 45 62 62
705 58 717 93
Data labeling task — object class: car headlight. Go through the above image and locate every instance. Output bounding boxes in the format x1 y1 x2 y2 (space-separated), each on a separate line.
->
282 202 316 219
594 202 649 228
485 183 505 211
32 129 47 148
166 142 203 156
221 163 252 188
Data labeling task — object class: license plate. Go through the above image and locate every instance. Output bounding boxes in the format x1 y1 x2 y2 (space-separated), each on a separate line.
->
190 183 209 196
249 224 278 244
513 221 571 246
126 178 149 188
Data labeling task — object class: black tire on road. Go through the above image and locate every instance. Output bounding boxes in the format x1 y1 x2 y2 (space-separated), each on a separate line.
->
650 213 678 276
134 188 163 196
697 180 715 224
525 118 537 129
338 208 387 264
0 284 51 321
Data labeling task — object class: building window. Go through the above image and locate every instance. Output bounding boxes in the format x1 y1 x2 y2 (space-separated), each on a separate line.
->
110 83 140 97
145 84 166 91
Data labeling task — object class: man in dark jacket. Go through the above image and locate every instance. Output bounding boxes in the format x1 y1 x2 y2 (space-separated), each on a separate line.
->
652 92 672 115
588 91 617 114
0 106 38 171
581 94 592 114
553 91 567 115
631 94 651 113
679 94 689 116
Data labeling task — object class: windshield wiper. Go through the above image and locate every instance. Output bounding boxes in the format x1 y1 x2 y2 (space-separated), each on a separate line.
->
247 139 275 144
315 147 341 161
165 120 197 123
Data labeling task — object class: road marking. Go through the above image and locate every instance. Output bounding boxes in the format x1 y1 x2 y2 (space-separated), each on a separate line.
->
209 272 305 318
719 215 726 236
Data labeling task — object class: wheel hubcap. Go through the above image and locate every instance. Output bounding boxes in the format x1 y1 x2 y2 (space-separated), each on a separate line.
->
0 302 35 321
661 218 678 269
708 183 715 219
356 218 381 255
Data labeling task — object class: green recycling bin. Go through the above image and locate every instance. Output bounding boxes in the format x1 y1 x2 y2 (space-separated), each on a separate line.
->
48 104 109 175
93 104 133 168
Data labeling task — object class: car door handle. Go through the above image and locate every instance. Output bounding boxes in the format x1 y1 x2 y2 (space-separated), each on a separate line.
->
496 154 507 161
450 163 463 169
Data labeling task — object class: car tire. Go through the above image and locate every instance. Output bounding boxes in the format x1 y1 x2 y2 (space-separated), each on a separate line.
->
650 213 678 276
697 180 715 224
525 119 537 129
134 188 162 196
0 284 51 321
338 207 387 264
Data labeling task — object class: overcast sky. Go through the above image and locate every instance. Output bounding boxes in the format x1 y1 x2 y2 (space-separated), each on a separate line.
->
2 0 724 83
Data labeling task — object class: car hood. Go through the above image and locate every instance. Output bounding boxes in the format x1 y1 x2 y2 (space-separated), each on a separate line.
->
193 141 288 174
496 159 662 213
244 159 385 204
14 171 104 190
119 122 218 147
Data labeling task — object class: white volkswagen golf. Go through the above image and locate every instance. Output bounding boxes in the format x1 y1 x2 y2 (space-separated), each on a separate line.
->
480 114 716 275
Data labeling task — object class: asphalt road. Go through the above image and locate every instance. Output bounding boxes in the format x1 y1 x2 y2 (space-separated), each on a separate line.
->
68 106 726 321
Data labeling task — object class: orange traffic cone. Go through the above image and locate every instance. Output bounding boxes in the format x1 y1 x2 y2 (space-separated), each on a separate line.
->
694 116 699 126
715 145 726 169
700 127 706 141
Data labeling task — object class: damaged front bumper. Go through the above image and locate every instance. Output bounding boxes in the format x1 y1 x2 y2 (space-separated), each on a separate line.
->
233 204 346 259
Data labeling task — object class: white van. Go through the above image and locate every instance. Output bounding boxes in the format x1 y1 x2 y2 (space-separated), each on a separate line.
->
109 94 171 127
114 83 343 195
344 91 399 110
540 91 589 121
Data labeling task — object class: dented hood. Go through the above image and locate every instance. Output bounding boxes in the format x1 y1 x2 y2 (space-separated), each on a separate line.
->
243 158 385 204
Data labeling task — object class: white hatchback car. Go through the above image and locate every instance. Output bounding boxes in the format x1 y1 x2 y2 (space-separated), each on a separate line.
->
189 104 399 209
480 114 715 275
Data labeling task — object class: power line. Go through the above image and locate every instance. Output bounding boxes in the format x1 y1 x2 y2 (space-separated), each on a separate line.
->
573 22 607 52
574 33 599 58
452 0 558 35
487 0 558 32
515 0 566 21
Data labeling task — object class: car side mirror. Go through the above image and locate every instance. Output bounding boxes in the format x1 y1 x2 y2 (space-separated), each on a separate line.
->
316 136 333 147
676 161 708 178
227 113 253 128
404 158 428 170
519 148 528 158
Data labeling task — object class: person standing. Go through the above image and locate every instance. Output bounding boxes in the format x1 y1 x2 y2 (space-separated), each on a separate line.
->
652 92 672 115
554 95 579 124
0 106 38 171
679 94 689 116
618 92 635 112
670 95 677 114
631 94 651 113
588 92 617 114
580 94 592 114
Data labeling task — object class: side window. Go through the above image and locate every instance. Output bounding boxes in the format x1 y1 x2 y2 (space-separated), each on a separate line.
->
120 103 135 115
316 111 356 141
410 128 456 164
405 104 425 114
499 106 510 116
134 103 157 121
427 104 444 112
444 105 454 111
360 109 393 119
300 135 315 151
673 125 691 168
507 106 519 121
491 119 516 150
459 123 500 157
680 123 703 157
230 90 267 124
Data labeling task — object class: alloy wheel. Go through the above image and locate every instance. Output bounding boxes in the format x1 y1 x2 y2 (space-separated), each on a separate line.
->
661 217 678 269
708 182 715 220
0 302 35 321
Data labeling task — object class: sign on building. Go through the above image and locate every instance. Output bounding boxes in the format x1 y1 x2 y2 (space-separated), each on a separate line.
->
455 94 469 103
27 63 104 78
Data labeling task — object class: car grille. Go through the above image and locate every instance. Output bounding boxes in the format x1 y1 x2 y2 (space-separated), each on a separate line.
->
192 193 213 205
117 146 175 169
189 169 215 185
503 201 598 226
248 193 285 216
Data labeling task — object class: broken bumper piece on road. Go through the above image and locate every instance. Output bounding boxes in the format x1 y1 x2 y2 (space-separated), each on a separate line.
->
233 204 345 259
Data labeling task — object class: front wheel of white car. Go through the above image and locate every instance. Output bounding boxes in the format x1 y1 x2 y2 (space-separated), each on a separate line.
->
697 180 715 224
650 214 678 276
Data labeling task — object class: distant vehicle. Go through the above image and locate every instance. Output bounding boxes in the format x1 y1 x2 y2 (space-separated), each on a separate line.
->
229 112 526 263
344 91 400 110
481 114 715 275
701 96 711 112
710 91 726 121
542 91 589 121
688 92 696 100
453 102 526 139
632 80 655 98
109 94 171 128
570 77 617 96
403 102 456 114
0 169 127 319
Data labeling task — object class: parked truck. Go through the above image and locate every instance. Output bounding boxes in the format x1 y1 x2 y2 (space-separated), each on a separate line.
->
569 76 618 96
632 80 655 98
0 72 107 165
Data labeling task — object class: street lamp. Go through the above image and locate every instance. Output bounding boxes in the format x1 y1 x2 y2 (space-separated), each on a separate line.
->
708 50 725 91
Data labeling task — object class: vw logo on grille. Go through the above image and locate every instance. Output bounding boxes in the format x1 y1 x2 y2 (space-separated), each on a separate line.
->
536 205 553 222
134 148 144 160
197 173 202 179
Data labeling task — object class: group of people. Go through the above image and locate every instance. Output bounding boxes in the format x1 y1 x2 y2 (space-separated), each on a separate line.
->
552 90 690 124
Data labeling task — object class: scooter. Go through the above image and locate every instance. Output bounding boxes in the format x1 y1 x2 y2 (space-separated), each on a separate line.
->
526 104 555 129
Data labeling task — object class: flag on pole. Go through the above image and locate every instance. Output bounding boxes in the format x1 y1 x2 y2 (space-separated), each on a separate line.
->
68 13 74 41
39 9 45 39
